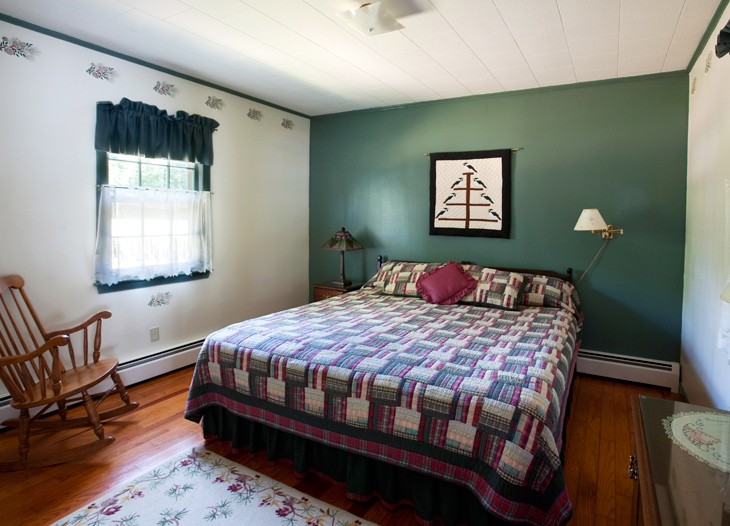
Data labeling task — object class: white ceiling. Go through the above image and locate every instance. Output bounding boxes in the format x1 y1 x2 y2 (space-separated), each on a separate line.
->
0 0 722 116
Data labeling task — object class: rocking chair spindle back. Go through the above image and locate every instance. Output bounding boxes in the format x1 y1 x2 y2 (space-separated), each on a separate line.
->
0 274 139 470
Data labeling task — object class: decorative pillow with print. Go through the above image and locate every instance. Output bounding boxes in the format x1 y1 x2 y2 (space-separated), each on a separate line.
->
383 262 443 296
460 265 524 310
362 260 399 291
520 274 581 316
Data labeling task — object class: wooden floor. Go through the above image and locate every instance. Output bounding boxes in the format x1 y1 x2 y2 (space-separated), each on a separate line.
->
0 367 680 526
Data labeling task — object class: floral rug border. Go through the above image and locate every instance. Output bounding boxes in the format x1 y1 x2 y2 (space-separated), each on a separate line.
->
52 448 373 526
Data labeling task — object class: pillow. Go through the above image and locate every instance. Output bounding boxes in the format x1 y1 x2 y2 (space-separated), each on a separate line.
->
416 261 477 305
362 260 399 291
383 262 442 296
363 260 441 295
460 266 524 310
520 274 581 316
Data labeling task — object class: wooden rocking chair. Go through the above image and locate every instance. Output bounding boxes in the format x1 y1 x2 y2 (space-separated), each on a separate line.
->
0 274 139 470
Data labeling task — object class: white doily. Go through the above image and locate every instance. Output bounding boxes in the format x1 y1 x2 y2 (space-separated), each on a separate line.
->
662 411 730 473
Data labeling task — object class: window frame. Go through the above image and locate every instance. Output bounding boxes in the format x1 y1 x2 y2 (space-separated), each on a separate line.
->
95 151 211 294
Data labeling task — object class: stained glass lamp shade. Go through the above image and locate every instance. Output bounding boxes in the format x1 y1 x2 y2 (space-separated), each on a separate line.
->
322 227 363 287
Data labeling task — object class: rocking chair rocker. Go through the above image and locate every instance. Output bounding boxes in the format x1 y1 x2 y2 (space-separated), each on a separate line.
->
0 274 139 470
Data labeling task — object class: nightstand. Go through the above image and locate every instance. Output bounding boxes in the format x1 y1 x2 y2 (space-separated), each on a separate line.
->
630 395 730 526
312 283 362 302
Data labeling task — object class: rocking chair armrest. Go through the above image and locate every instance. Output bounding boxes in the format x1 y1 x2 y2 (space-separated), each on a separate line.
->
0 335 70 402
0 335 70 367
44 311 112 339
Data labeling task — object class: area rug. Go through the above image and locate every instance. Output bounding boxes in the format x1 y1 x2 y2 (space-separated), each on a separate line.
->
51 448 376 526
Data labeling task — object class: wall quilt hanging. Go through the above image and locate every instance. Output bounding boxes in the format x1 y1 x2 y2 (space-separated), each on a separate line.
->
429 149 512 238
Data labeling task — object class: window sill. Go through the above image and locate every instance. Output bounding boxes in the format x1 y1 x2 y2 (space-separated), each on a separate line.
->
95 271 210 294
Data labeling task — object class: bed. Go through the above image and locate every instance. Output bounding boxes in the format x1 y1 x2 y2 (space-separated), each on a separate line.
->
185 259 582 526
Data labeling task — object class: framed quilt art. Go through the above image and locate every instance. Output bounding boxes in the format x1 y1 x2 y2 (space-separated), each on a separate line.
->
429 149 512 238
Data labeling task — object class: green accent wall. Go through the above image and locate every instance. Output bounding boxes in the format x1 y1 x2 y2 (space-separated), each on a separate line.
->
310 75 688 361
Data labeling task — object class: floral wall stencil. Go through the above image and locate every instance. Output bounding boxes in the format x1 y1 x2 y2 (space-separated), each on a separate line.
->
148 292 173 307
1 36 38 59
247 108 262 121
86 62 115 80
153 80 175 96
205 96 223 110
281 118 294 130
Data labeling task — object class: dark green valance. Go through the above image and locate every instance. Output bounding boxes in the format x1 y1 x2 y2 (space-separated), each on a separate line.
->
95 98 219 165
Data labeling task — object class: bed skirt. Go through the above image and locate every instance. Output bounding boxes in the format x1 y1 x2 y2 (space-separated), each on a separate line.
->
200 406 515 526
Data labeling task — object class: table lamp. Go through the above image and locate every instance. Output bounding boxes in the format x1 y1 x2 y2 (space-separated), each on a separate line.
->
322 227 363 287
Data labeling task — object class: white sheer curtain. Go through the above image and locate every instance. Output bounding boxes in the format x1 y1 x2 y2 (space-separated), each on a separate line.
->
94 186 212 285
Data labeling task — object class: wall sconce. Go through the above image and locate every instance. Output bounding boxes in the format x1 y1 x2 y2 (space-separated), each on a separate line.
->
574 208 624 239
322 227 363 287
574 209 624 285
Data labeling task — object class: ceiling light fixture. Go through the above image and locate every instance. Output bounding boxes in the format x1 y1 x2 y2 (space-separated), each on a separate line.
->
338 2 404 36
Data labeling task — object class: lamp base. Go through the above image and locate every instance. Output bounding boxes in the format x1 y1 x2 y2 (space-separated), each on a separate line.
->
331 279 352 287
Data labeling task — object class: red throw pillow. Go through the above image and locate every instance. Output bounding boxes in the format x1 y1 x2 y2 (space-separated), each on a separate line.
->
416 261 477 305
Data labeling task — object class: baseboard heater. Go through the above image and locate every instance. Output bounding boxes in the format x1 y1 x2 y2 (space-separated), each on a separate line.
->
576 348 680 393
0 340 203 428
116 339 204 386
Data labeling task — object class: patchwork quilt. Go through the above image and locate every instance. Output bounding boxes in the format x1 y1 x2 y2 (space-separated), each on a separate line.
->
185 288 580 526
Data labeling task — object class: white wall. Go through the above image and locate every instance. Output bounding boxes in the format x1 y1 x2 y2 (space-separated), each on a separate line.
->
683 5 730 410
0 21 310 383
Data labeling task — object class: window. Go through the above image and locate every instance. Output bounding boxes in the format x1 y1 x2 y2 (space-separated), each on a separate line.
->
94 152 212 292
93 98 219 292
107 153 203 190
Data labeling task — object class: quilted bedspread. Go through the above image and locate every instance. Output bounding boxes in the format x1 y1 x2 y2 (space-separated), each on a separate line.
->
185 288 580 526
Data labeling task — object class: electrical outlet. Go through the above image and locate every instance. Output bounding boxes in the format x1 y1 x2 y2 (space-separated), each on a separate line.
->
150 326 160 342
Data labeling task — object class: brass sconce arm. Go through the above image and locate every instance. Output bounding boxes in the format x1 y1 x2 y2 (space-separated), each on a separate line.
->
599 225 624 240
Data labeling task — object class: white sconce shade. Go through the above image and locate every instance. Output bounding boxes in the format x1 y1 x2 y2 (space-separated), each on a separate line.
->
338 2 404 36
574 208 608 231
574 208 623 240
